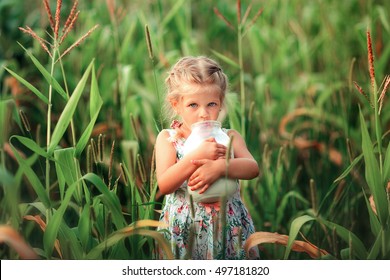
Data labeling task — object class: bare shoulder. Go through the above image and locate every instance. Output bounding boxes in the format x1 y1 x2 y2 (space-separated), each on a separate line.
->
226 129 245 144
226 129 252 158
156 129 171 142
155 129 178 177
155 129 174 149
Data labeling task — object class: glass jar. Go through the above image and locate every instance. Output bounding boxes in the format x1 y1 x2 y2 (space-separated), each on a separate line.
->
183 120 238 203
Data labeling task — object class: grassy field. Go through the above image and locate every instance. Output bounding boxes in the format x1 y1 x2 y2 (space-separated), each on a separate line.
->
0 0 389 259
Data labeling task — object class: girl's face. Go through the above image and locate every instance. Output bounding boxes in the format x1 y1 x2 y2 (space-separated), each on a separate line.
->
173 84 222 135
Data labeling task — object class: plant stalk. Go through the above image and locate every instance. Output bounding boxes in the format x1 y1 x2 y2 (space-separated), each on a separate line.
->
237 22 245 139
46 48 57 198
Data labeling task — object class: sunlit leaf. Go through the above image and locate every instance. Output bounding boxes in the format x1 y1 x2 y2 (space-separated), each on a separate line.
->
74 64 103 157
18 43 68 100
4 67 48 104
48 61 94 154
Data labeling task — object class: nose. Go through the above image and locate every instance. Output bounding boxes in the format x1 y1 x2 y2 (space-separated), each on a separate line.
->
199 107 209 120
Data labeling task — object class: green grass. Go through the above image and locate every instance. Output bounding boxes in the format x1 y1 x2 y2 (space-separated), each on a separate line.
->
0 0 389 259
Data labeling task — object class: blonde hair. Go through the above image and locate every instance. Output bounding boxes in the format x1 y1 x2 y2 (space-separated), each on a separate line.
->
164 56 228 120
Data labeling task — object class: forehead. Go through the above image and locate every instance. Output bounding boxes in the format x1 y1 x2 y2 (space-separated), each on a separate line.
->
180 83 222 101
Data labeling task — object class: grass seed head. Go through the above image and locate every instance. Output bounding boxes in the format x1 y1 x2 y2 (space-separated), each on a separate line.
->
43 0 55 31
144 24 154 60
367 30 376 92
54 0 63 39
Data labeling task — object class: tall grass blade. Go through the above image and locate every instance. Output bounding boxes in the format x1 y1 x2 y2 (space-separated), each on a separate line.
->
333 154 363 183
18 43 68 100
57 221 84 259
78 205 92 252
367 228 384 259
54 148 80 202
284 215 315 259
3 67 49 104
383 143 390 180
0 99 22 144
48 61 93 154
319 217 368 259
44 173 79 257
359 109 388 225
0 167 21 228
82 173 126 229
276 191 309 227
210 50 240 69
9 144 50 208
10 135 49 158
74 65 103 157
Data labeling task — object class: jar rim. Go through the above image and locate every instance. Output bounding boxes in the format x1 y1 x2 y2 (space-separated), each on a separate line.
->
191 120 221 128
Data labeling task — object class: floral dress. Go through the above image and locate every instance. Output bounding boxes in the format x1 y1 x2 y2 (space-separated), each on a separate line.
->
157 129 260 260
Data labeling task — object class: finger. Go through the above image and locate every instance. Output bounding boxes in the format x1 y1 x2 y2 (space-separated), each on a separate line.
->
205 137 216 142
198 184 209 194
189 177 206 190
188 176 197 186
191 159 207 166
190 182 201 191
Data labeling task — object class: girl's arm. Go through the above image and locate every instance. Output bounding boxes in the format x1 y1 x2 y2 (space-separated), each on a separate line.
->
155 130 227 195
187 129 259 193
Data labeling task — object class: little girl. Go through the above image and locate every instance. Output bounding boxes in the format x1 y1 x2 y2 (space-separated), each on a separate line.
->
155 56 259 259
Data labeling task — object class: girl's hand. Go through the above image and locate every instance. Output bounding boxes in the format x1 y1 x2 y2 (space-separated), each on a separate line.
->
191 137 227 160
187 159 224 194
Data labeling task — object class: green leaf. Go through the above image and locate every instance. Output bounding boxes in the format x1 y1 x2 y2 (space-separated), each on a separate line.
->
367 229 383 259
284 215 315 259
48 61 94 154
74 65 103 157
10 135 49 158
44 176 78 257
333 154 363 183
4 67 48 104
57 222 83 259
319 217 368 259
359 109 388 226
276 191 309 227
9 144 50 208
383 143 390 181
78 205 91 252
0 99 12 145
82 173 126 229
18 43 68 100
54 148 80 202
211 50 240 69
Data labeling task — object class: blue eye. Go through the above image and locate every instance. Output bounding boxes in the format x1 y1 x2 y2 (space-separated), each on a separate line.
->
189 103 197 108
208 102 218 107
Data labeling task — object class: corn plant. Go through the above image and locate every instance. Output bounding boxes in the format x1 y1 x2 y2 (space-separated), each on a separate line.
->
0 0 170 260
285 30 390 260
